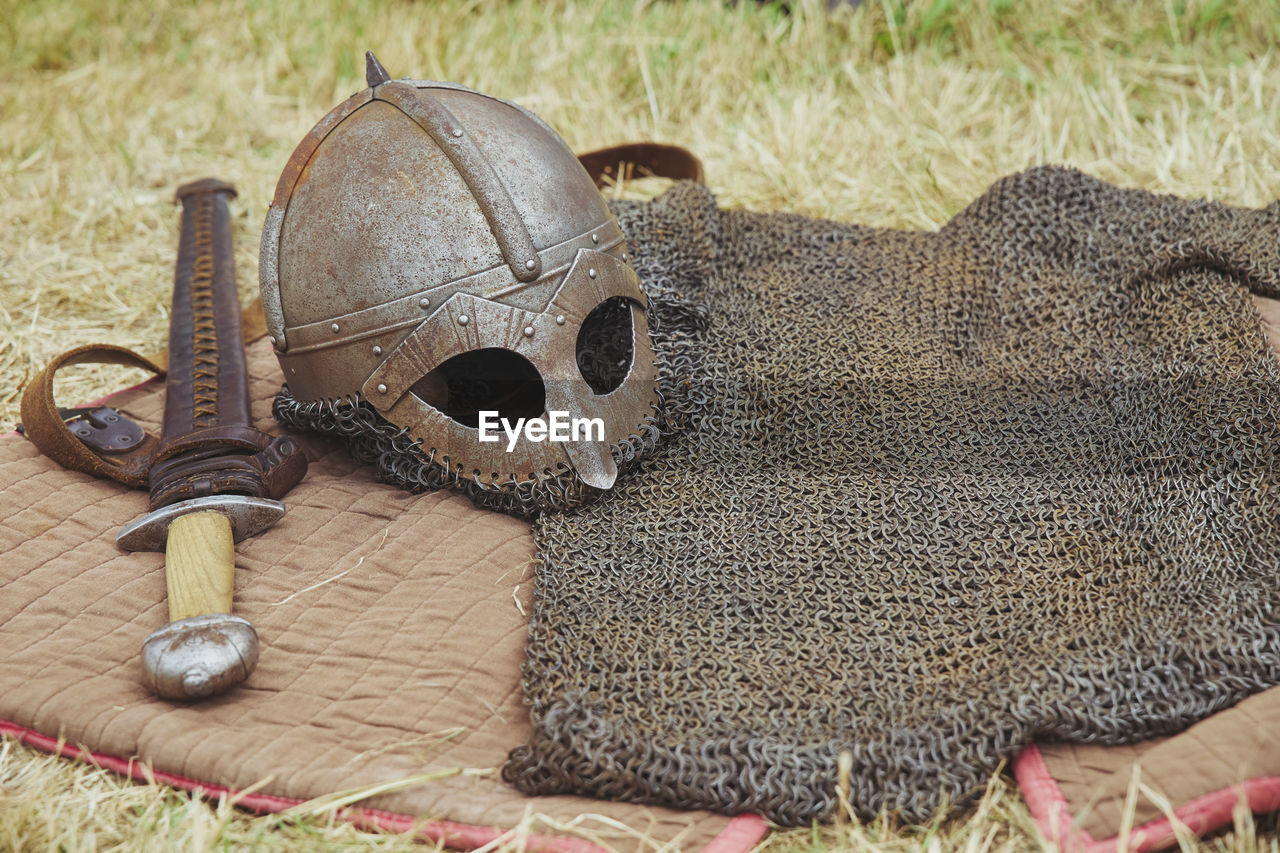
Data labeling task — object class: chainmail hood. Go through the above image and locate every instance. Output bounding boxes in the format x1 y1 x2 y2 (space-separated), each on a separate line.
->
502 168 1280 823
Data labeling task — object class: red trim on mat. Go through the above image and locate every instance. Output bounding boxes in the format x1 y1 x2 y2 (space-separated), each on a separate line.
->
1013 745 1096 852
702 814 770 853
1 719 764 852
1015 744 1280 853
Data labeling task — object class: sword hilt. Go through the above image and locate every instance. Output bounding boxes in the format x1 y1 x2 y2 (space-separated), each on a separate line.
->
120 496 282 700
144 512 258 699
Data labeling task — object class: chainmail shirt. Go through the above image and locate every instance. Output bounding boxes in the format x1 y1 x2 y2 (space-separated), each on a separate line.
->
503 167 1280 823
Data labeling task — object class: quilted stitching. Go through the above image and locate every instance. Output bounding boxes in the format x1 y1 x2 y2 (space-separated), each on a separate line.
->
0 339 727 850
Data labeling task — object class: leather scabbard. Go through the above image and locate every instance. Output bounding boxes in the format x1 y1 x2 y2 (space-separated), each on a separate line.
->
146 179 306 511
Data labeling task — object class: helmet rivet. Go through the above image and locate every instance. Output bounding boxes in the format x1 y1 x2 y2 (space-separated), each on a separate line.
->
555 314 566 326
525 259 536 271
376 383 388 394
452 128 463 138
458 314 469 326
330 323 340 333
419 296 430 309
372 345 383 356
622 253 628 262
523 325 535 337
588 268 597 279
591 233 599 244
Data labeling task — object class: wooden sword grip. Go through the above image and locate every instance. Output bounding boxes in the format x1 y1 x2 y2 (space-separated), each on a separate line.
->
165 511 235 621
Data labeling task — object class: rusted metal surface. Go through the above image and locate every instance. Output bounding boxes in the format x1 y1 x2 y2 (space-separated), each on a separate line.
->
378 81 543 283
261 59 659 493
360 249 656 489
140 613 259 700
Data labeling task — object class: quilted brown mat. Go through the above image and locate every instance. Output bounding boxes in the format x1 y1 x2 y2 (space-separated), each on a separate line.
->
7 319 1280 852
0 338 764 853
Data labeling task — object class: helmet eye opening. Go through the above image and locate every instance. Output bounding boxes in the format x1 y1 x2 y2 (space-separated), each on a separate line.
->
410 348 546 428
576 296 636 396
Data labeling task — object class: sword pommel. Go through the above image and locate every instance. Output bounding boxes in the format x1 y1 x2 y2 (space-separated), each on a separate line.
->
142 614 259 700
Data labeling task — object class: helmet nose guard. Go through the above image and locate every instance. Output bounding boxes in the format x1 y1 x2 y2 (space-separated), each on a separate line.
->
260 52 660 510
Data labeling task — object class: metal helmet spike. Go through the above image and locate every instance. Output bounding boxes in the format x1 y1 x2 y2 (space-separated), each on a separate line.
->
364 50 390 87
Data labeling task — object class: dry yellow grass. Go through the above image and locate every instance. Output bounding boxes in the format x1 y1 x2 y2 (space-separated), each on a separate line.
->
2 0 1280 849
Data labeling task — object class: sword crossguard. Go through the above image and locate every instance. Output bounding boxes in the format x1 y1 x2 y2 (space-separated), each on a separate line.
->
117 495 285 552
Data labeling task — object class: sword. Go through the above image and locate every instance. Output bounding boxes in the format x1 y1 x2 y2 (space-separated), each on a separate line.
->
116 179 307 700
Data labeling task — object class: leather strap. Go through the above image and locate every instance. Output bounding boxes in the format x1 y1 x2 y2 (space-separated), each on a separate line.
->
19 297 267 487
577 142 704 188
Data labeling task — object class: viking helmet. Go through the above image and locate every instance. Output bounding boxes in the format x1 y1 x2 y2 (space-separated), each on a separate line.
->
260 53 659 508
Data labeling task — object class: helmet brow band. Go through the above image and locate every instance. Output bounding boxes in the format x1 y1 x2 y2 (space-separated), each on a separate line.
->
375 82 542 283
